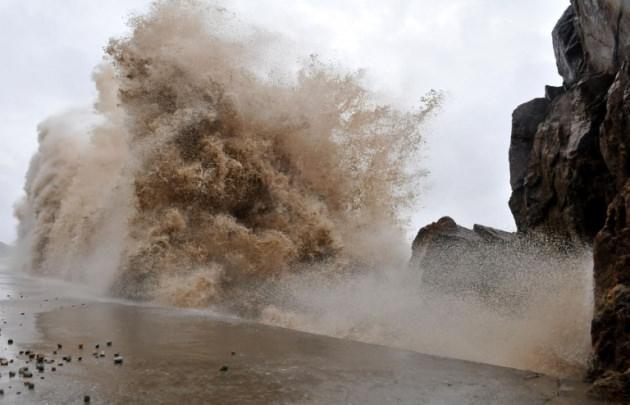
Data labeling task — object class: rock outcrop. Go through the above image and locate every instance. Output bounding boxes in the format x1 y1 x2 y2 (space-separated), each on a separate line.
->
410 216 578 313
507 0 630 399
411 217 517 304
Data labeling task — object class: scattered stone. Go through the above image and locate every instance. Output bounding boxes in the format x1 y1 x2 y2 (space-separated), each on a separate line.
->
62 355 72 362
220 365 229 372
24 382 34 390
99 351 105 358
84 395 91 403
0 358 8 366
95 344 99 349
113 355 123 365
57 344 62 350
19 367 32 378
7 339 13 345
9 371 15 378
231 351 236 356
51 367 56 372
78 344 83 349
107 341 112 347
78 356 82 361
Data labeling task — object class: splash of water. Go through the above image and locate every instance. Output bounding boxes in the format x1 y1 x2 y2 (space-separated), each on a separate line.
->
13 0 592 379
258 238 593 378
15 0 438 301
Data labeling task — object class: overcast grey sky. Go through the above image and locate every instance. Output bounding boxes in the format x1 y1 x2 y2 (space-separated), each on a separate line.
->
0 0 569 244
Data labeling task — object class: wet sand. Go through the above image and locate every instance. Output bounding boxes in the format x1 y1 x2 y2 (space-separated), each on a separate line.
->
0 263 612 404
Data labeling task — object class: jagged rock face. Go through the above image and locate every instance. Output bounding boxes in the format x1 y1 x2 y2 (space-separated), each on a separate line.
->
553 6 584 86
600 62 630 189
589 64 630 399
508 0 630 399
509 73 615 243
573 0 630 76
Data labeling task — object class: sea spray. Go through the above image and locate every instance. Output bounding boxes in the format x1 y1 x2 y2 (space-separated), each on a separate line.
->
15 0 438 303
259 235 593 378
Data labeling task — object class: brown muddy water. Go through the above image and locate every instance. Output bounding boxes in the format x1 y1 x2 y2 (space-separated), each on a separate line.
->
0 262 611 404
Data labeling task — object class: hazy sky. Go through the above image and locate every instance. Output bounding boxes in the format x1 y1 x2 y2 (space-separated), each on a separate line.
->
0 0 569 244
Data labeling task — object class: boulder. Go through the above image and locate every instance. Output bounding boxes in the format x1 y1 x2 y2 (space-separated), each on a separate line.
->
410 217 523 307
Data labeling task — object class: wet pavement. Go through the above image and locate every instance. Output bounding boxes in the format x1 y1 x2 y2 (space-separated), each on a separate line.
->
0 262 614 404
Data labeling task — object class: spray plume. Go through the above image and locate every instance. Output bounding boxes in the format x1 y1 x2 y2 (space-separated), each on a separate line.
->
15 0 438 304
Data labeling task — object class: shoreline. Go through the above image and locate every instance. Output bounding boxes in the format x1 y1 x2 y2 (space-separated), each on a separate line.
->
0 267 609 404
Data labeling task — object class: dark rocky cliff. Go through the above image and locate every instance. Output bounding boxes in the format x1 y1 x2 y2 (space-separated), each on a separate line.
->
412 0 630 399
507 0 630 399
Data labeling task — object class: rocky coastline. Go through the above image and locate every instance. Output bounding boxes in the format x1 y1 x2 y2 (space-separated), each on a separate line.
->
412 1 630 399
